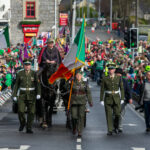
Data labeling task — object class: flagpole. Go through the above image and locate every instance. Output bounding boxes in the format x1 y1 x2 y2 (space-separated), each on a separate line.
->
67 62 76 111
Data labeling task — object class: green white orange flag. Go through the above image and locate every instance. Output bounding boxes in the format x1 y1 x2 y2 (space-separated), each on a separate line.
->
0 26 10 49
49 18 85 84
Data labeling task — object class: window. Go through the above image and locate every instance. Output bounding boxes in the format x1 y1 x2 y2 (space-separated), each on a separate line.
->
26 2 35 18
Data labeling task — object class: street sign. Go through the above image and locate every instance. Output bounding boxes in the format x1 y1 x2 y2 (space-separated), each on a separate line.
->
59 13 68 26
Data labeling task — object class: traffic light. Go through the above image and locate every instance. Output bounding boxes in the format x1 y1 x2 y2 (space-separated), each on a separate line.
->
124 30 130 49
130 28 138 49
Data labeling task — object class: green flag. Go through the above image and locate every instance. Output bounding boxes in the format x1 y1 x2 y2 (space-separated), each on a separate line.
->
74 18 85 64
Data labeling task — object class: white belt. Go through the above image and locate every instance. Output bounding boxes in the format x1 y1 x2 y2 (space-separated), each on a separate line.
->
20 88 35 91
105 90 120 94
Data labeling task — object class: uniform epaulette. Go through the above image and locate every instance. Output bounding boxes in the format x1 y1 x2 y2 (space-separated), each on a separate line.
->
17 69 24 74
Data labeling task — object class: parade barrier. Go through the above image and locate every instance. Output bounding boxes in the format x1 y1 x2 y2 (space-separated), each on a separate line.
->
0 89 12 106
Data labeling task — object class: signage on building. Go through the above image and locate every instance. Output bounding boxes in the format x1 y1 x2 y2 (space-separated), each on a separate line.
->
25 33 37 37
22 24 40 44
59 13 68 26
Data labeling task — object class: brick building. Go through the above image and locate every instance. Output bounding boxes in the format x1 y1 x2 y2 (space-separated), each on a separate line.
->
10 0 61 45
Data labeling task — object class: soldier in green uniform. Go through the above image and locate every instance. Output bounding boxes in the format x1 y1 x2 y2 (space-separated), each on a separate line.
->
71 69 93 137
100 63 124 135
12 59 41 134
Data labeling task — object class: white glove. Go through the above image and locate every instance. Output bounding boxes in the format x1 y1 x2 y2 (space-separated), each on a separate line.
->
36 95 41 100
121 100 124 104
100 101 104 106
13 97 17 102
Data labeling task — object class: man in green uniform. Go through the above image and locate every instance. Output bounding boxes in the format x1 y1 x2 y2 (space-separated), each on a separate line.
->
12 59 41 134
100 63 124 135
71 69 93 137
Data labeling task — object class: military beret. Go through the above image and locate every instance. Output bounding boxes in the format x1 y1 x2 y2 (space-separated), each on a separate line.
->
107 63 116 69
23 59 32 65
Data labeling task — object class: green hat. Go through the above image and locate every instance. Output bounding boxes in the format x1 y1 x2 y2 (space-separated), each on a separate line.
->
5 80 12 87
6 74 12 80
99 41 103 45
0 49 4 55
107 63 116 69
145 65 150 73
23 59 32 65
13 49 19 53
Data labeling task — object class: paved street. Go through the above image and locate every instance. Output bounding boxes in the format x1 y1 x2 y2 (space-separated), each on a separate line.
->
0 81 149 150
85 27 123 41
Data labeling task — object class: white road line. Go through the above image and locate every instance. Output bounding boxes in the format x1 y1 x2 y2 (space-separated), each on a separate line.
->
20 145 30 150
131 147 145 150
76 145 82 150
128 104 145 121
0 145 30 150
77 138 82 143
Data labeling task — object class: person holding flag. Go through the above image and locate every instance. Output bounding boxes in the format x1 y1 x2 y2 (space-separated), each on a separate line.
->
71 69 93 137
49 18 93 137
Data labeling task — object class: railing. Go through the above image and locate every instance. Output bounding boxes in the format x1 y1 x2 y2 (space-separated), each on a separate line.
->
0 89 12 106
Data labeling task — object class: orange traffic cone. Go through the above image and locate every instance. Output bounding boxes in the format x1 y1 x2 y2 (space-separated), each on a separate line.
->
107 28 110 34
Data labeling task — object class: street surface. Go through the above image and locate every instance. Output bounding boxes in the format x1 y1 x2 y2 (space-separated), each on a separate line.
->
85 27 123 41
0 81 149 150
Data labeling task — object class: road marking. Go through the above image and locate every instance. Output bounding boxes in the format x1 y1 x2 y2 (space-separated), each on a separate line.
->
77 138 82 143
128 105 144 121
123 123 137 127
132 147 145 150
20 145 30 150
76 145 82 150
0 145 30 150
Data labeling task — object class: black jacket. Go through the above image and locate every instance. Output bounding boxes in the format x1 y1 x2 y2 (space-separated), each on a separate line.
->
123 78 132 103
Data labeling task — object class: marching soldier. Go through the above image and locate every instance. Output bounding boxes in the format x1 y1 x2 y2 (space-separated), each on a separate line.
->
100 63 124 135
12 59 41 134
71 69 93 137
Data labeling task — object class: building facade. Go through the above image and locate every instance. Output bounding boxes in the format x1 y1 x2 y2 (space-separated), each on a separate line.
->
10 0 61 45
0 0 10 31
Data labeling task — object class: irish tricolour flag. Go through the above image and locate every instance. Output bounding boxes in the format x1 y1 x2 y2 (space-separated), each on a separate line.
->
0 26 10 49
49 18 85 84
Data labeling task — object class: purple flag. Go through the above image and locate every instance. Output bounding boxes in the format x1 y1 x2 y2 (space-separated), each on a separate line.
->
65 44 69 54
59 27 65 38
24 45 29 59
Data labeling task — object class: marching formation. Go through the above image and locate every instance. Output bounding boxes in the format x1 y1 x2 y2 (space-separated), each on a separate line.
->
0 28 150 139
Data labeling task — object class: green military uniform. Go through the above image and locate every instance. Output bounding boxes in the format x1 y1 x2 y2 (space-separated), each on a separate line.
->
100 65 124 133
71 79 93 135
12 61 41 131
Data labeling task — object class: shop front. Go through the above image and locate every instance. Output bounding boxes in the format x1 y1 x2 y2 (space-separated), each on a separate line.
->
22 24 40 44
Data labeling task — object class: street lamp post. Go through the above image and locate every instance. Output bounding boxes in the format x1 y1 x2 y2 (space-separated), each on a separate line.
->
99 0 101 19
110 0 112 31
72 0 76 44
55 0 57 39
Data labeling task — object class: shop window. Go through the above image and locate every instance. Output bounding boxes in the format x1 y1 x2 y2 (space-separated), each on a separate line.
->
26 2 35 18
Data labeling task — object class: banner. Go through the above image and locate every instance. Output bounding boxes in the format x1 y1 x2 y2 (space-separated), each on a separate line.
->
60 13 68 26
